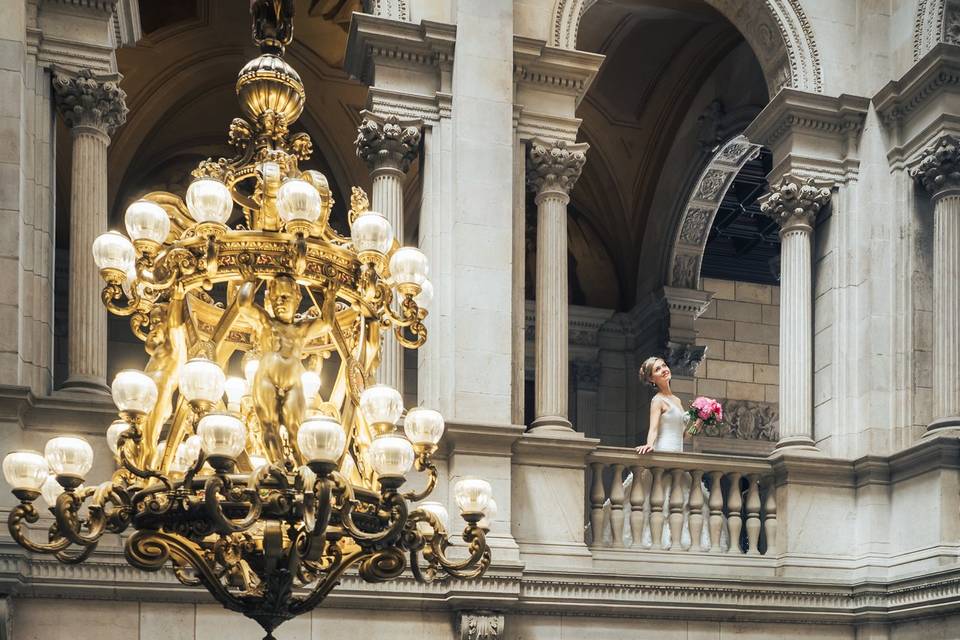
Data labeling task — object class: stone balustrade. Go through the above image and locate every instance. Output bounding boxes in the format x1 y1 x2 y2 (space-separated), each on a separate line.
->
587 448 776 555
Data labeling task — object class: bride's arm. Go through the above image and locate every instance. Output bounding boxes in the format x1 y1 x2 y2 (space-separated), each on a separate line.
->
636 397 662 455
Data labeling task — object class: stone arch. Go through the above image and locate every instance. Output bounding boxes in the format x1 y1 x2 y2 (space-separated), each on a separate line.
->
666 135 762 290
913 0 960 61
550 0 823 96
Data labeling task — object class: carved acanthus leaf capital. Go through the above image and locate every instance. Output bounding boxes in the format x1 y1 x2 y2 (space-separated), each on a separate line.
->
911 134 960 199
526 138 588 197
457 611 505 640
758 176 832 228
52 68 127 136
354 111 422 174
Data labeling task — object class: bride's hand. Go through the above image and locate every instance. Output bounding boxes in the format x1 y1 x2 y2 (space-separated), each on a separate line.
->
635 444 654 455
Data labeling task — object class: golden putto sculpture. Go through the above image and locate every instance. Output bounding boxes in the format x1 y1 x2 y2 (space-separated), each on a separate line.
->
2 3 492 638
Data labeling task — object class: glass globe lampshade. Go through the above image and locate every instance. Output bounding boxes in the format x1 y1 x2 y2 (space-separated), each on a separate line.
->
170 439 201 473
368 434 415 479
403 407 444 449
179 358 226 408
416 501 449 537
186 178 233 224
415 278 433 310
351 210 393 255
277 178 322 224
479 497 498 530
111 369 158 415
106 419 130 456
297 415 346 469
197 413 246 461
40 473 69 507
124 200 170 245
359 384 403 432
2 450 48 492
249 455 268 471
389 247 429 293
454 477 492 516
92 231 135 274
44 436 94 480
224 376 247 412
300 371 321 404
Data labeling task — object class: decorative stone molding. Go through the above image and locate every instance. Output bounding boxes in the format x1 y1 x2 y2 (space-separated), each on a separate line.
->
758 176 833 228
911 133 960 199
573 360 601 390
362 0 410 22
665 342 707 378
51 67 128 135
513 36 603 108
526 139 588 198
711 400 780 441
912 0 960 62
354 111 422 173
549 0 822 96
456 611 505 640
524 301 615 368
668 135 760 290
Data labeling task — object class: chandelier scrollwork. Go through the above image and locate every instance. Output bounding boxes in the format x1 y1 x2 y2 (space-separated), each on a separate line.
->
3 3 492 638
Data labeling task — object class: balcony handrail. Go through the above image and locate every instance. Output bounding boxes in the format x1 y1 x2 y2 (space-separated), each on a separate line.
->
588 446 773 474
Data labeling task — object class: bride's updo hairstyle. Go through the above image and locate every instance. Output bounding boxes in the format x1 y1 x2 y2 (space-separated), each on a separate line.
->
639 356 663 389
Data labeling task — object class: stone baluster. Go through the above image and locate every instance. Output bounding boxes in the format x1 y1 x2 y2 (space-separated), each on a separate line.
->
688 469 705 552
629 466 648 547
609 463 626 547
52 68 128 393
726 471 743 553
588 462 606 546
648 468 666 549
668 468 685 550
763 479 778 555
526 139 587 432
707 470 724 553
759 177 832 450
911 135 960 431
355 112 422 395
745 474 762 554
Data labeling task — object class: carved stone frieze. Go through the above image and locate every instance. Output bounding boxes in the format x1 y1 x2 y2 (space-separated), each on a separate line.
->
701 400 780 441
694 169 729 202
362 0 410 21
665 342 707 378
354 111 422 173
671 254 699 289
457 611 505 640
526 138 588 196
678 207 712 245
911 134 960 199
51 67 128 135
758 176 833 228
574 360 602 390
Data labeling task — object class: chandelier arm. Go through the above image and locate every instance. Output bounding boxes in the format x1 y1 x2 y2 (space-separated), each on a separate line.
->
118 432 173 490
126 529 245 611
51 488 113 547
287 548 366 616
55 540 99 565
101 282 140 317
337 489 408 544
401 460 438 503
436 547 491 580
429 525 489 573
203 475 264 534
8 502 73 554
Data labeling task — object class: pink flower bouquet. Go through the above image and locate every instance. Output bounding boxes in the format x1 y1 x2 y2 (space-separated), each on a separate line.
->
687 396 723 435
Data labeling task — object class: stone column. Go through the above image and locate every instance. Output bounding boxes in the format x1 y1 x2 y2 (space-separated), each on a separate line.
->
355 111 421 395
526 139 587 432
759 176 832 451
52 68 127 393
912 134 960 431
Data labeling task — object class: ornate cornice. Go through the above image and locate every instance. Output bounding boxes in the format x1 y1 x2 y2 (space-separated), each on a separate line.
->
758 176 833 229
51 67 127 135
526 138 588 198
910 133 960 199
354 110 422 174
513 36 603 107
344 13 455 88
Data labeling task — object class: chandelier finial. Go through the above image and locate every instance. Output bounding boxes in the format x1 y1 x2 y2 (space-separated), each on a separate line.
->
251 0 295 55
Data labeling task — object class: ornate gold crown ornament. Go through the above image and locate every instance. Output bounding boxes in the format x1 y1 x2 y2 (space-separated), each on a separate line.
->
3 2 492 637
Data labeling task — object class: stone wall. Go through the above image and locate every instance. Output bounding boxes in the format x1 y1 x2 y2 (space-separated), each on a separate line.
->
694 277 779 442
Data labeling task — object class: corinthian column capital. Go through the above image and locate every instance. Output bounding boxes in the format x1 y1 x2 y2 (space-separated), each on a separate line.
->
354 111 422 174
911 134 960 200
758 176 833 230
52 67 128 137
526 138 588 200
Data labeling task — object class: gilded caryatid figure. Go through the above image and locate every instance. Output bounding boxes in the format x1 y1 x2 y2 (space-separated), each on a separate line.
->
239 275 333 464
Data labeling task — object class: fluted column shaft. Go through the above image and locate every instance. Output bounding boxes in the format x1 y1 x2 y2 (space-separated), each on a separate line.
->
53 69 127 393
760 177 832 450
912 135 960 429
355 112 421 396
526 139 587 432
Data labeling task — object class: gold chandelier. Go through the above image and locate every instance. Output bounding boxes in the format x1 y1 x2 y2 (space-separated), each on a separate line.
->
2 3 492 638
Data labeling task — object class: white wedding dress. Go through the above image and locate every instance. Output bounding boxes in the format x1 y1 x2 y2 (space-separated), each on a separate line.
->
654 400 686 453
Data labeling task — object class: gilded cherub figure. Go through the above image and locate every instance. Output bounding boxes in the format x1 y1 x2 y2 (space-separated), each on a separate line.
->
238 274 332 464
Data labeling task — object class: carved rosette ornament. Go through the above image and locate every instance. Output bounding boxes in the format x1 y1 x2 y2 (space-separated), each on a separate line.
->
526 138 588 201
52 68 128 136
758 176 833 229
354 112 422 174
911 134 960 200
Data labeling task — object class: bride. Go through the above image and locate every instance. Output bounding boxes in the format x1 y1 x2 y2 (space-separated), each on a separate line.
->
635 356 700 454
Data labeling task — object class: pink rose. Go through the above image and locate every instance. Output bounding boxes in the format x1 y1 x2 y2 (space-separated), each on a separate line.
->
698 408 711 420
